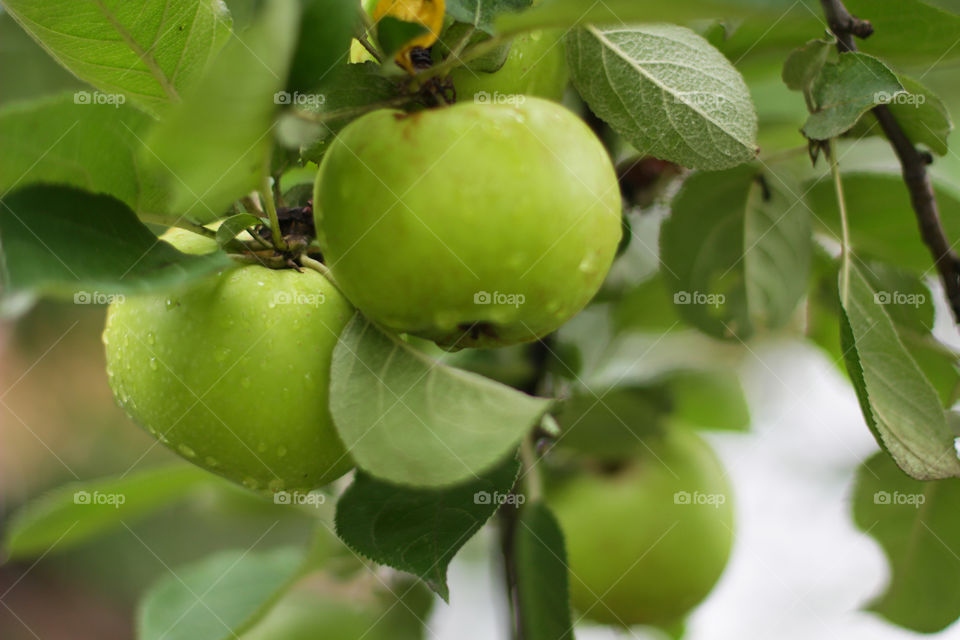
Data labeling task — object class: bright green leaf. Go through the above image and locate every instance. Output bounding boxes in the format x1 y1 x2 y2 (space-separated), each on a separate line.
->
330 314 551 487
2 0 232 117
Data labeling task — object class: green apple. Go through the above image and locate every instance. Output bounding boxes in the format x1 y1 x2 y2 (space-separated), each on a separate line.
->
551 427 734 627
103 228 355 493
313 98 621 349
452 29 569 103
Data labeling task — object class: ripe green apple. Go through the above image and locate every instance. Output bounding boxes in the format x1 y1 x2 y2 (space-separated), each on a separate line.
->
103 228 355 493
551 427 734 627
451 29 569 103
313 98 621 349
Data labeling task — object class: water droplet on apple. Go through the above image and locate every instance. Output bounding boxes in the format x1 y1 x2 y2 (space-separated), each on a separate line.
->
276 445 288 457
268 478 285 492
177 444 196 458
149 358 158 371
242 476 260 490
204 456 219 467
146 332 156 345
257 442 268 453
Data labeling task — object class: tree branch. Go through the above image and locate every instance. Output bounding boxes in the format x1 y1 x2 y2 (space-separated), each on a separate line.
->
819 0 960 323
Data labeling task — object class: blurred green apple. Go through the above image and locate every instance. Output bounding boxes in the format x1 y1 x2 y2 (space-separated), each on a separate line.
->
551 427 734 627
313 98 621 349
103 229 355 493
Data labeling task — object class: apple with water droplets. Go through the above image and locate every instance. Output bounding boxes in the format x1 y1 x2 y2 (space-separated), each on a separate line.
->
103 229 355 493
313 97 621 349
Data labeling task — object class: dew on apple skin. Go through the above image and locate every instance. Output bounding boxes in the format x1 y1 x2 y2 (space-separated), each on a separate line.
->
268 478 285 492
165 298 175 310
214 347 231 362
276 445 288 457
257 442 268 453
177 444 197 459
242 476 260 490
204 456 219 467
146 332 156 345
149 358 158 371
578 253 599 274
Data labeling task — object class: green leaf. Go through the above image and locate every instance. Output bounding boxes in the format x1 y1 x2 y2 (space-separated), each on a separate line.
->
806 171 960 272
330 314 551 487
853 451 960 633
566 24 757 170
376 16 429 60
285 0 358 94
2 0 232 117
3 464 214 560
839 262 960 480
446 0 531 34
0 94 168 219
334 456 520 600
145 0 300 223
514 501 574 640
660 166 811 339
138 547 305 640
277 62 401 164
802 52 903 141
0 185 231 297
781 38 831 92
848 76 953 156
497 0 791 32
215 213 264 252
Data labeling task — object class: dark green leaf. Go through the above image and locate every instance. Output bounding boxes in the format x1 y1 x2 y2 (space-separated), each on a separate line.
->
0 185 231 297
376 16 429 60
3 465 215 560
839 262 960 480
330 314 551 487
138 547 306 640
514 502 574 640
566 24 757 170
335 456 520 600
802 53 903 140
556 387 668 460
2 0 232 117
286 0 359 94
848 76 953 155
853 451 960 633
215 213 265 252
660 166 810 339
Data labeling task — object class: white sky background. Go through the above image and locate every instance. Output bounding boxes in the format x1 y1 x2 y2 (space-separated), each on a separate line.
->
427 284 960 640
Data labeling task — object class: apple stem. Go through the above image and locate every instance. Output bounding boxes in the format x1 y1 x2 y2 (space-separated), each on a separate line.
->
261 174 290 252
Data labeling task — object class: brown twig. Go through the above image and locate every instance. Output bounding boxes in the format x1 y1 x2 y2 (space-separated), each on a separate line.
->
819 0 960 323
